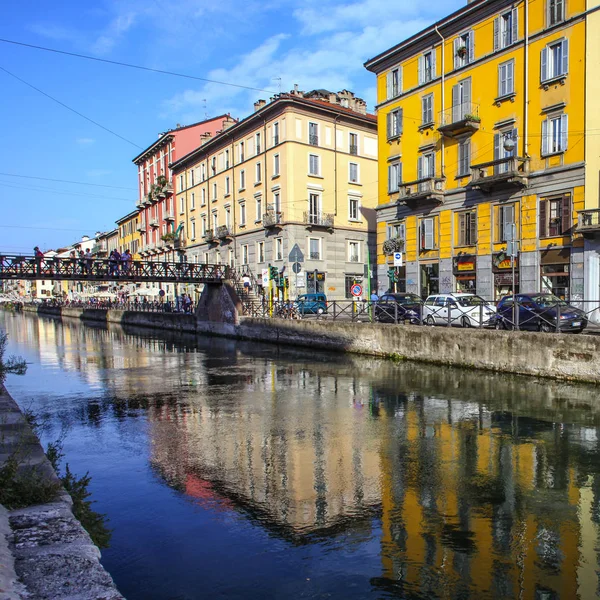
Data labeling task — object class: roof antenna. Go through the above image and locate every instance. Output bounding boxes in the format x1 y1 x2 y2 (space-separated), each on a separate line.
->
272 77 281 94
202 99 208 120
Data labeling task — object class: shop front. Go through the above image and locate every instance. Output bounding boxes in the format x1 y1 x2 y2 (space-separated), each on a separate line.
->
540 248 570 300
453 255 477 294
420 262 439 299
493 252 519 300
307 270 326 293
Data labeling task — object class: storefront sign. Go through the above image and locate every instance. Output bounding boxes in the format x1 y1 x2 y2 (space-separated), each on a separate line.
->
493 252 518 272
453 255 477 274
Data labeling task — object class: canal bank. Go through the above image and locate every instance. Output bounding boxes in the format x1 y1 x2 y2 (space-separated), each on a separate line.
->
0 383 124 600
21 304 600 384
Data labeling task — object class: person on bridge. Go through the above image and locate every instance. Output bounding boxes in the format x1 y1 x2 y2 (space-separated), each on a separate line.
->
84 249 93 276
33 246 44 275
121 250 132 274
109 249 121 277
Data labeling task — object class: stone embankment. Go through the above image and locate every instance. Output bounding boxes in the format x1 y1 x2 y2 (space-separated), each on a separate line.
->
0 384 124 600
23 304 600 384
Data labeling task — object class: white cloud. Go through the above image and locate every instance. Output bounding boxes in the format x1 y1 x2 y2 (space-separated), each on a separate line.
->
76 138 96 146
91 12 137 55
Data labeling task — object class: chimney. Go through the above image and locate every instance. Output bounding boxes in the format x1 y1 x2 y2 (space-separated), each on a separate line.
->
199 132 213 146
222 115 237 131
254 99 266 112
294 83 299 93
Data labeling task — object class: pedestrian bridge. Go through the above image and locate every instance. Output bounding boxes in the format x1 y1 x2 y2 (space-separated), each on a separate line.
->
0 254 229 284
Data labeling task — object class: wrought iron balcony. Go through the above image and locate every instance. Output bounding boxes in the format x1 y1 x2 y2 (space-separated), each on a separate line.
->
216 225 232 239
309 135 319 146
304 212 334 228
383 237 405 256
396 178 445 205
438 103 480 137
469 157 529 192
263 211 283 228
349 144 358 156
91 243 106 256
203 229 216 242
309 252 321 260
578 209 600 233
348 254 360 263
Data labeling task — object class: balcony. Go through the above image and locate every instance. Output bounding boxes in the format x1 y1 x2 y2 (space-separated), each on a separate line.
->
216 225 232 240
91 243 107 256
203 229 216 243
149 219 159 228
578 209 600 234
349 144 358 156
144 194 153 206
348 254 360 263
263 211 283 228
164 211 175 221
438 103 480 137
137 223 147 233
174 238 186 250
383 236 405 256
396 178 445 205
304 212 334 229
309 135 319 146
273 135 280 146
136 200 144 209
469 157 529 192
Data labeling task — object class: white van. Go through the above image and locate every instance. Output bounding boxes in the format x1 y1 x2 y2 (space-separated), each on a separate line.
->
422 293 496 328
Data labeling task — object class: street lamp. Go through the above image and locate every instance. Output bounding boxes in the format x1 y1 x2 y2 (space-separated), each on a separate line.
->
503 135 516 153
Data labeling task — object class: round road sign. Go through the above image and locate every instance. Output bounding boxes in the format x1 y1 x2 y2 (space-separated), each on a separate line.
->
158 289 166 297
350 284 363 297
292 262 301 274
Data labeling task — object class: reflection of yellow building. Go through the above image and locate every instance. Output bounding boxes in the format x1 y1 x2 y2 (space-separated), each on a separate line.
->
366 0 600 301
116 210 141 259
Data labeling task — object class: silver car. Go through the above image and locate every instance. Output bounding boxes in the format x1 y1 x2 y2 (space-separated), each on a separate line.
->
422 293 496 328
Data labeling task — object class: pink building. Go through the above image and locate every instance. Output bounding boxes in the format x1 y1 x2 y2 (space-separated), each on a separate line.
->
133 116 236 260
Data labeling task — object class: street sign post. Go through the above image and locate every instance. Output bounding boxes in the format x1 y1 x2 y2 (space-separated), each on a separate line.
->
393 252 403 267
292 262 301 274
350 284 363 297
261 268 269 287
288 244 304 263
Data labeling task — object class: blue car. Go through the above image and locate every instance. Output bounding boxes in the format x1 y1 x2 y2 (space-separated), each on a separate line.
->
295 293 328 315
494 293 587 333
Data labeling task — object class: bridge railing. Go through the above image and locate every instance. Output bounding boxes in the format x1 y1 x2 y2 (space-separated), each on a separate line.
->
0 255 229 282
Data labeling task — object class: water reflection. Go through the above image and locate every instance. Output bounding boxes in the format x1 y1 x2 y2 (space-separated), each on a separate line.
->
2 311 600 599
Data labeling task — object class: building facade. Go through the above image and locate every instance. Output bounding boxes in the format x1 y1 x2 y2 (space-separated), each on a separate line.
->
133 116 234 262
116 211 141 259
366 0 600 308
171 88 378 300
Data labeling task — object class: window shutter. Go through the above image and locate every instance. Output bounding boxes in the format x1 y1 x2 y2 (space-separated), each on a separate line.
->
541 47 548 82
431 49 437 78
452 84 460 122
388 165 397 193
494 17 500 51
561 114 568 150
398 67 402 95
386 72 392 100
541 119 549 155
398 108 403 135
562 194 571 234
539 200 548 237
494 133 501 161
463 78 472 114
417 156 424 181
425 219 434 250
561 39 569 75
498 64 504 97
418 55 424 85
470 211 477 245
386 113 392 138
454 37 460 70
459 214 466 246
430 152 436 178
469 31 475 63
511 8 518 43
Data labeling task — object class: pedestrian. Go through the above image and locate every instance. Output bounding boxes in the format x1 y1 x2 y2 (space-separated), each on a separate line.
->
370 291 379 303
242 272 251 294
33 246 44 275
78 250 85 275
84 248 93 276
183 293 192 313
121 249 132 275
109 249 121 276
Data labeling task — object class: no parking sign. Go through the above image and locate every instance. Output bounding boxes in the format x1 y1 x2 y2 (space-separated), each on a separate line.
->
350 284 363 297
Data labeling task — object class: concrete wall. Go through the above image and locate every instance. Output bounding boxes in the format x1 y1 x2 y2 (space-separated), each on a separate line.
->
26 305 600 384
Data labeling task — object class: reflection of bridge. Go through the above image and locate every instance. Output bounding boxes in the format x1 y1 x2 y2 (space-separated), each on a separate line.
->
0 254 229 284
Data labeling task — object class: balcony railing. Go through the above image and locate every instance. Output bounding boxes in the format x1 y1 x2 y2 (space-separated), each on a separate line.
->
348 254 360 263
273 136 280 146
164 211 175 221
149 219 159 227
263 211 283 227
137 222 147 232
578 209 600 233
469 157 529 191
397 177 445 204
216 225 232 239
203 229 216 242
304 212 334 228
438 102 480 136
136 200 144 209
309 135 319 146
91 243 106 255
349 144 358 156
309 252 321 260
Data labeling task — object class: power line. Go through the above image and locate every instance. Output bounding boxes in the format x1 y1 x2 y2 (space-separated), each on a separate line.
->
0 65 143 149
0 225 104 233
0 38 277 94
0 172 137 191
0 180 133 202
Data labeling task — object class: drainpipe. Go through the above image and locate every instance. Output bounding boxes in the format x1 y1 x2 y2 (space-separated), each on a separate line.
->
434 25 445 178
523 0 530 158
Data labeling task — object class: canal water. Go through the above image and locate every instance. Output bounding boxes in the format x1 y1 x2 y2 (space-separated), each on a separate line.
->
2 312 600 600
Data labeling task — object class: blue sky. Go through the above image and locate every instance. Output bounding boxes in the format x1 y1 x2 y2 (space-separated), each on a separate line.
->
0 0 463 254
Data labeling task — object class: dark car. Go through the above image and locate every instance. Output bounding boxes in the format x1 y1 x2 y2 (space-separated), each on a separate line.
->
494 293 587 333
374 293 423 324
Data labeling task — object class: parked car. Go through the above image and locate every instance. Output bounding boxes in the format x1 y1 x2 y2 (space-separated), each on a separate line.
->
295 293 328 315
422 293 496 327
493 293 588 333
374 293 423 324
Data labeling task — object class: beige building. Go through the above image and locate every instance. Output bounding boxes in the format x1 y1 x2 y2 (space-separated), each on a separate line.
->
171 88 379 300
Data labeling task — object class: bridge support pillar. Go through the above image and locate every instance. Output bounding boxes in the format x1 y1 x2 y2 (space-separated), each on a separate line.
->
195 281 242 324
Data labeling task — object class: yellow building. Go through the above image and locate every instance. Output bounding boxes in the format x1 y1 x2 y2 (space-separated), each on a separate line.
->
366 0 600 303
116 210 141 259
171 88 379 299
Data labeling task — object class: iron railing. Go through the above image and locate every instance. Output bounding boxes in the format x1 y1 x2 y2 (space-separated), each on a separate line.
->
439 102 480 127
578 209 600 232
304 212 334 227
263 211 283 227
470 157 529 183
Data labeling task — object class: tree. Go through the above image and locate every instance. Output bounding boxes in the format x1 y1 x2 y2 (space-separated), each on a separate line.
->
0 331 27 382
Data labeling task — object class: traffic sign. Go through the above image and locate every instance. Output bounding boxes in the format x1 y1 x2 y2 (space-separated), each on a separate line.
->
158 289 165 297
393 252 403 267
261 268 269 287
292 262 301 274
350 284 363 297
288 244 304 263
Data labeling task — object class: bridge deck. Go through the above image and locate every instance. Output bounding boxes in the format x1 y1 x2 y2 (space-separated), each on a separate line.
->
0 255 229 283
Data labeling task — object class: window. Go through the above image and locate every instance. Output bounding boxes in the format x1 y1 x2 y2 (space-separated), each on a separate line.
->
458 211 477 246
275 237 283 261
179 196 185 214
212 212 218 231
494 128 518 173
201 188 206 206
239 170 246 190
242 244 249 266
388 162 402 193
273 122 280 146
257 241 265 263
349 133 358 155
451 78 471 122
308 193 320 223
190 169 195 187
201 163 206 181
178 174 184 192
417 152 435 181
458 139 471 177
454 31 474 69
494 8 518 50
418 50 436 84
255 132 261 155
273 154 280 177
419 218 436 250
225 176 231 195
422 94 434 125
273 191 281 214
201 216 207 236
541 39 569 82
309 237 321 260
255 162 262 183
542 114 568 155
309 154 320 176
190 192 195 210
349 162 359 183
225 150 230 169
256 196 262 221
240 203 246 226
211 157 216 175
498 59 515 97
212 182 217 201
348 241 360 263
190 219 196 240
239 141 245 163
496 204 515 242
387 222 406 241
386 67 401 99
225 206 231 229
387 108 403 139
540 194 571 237
309 122 319 146
548 0 565 26
349 196 360 221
